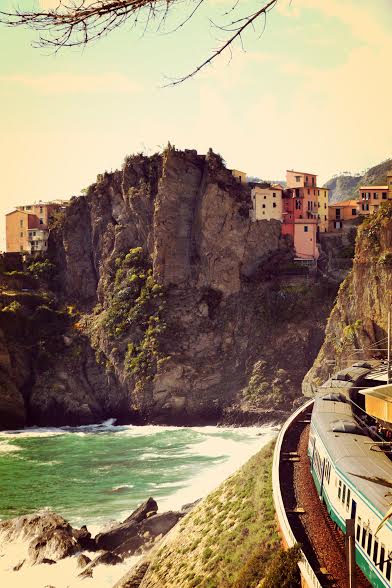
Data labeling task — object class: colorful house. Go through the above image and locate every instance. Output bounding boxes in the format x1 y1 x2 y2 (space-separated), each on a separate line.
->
250 184 282 221
358 173 392 216
328 200 359 232
317 188 329 233
231 169 247 184
282 170 319 260
6 200 67 254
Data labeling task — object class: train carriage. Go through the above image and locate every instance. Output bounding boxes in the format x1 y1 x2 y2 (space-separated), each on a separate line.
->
309 391 392 587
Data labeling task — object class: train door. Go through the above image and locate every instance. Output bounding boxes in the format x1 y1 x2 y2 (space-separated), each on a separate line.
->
351 499 357 521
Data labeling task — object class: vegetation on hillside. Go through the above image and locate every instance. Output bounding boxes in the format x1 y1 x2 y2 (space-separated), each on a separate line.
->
140 442 301 588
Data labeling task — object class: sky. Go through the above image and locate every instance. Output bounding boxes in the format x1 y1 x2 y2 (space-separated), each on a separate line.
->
0 0 391 248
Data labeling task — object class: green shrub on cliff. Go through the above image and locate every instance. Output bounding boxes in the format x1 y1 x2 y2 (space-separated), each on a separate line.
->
96 247 167 378
27 259 56 282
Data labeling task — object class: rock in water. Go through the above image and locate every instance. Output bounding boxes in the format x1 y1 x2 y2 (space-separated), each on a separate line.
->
78 551 123 578
95 498 182 556
0 512 82 566
95 498 157 552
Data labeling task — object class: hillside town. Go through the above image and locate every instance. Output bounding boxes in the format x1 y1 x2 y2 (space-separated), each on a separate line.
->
5 165 392 262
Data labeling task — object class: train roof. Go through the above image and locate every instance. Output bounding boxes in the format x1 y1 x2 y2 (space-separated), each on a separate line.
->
312 394 392 525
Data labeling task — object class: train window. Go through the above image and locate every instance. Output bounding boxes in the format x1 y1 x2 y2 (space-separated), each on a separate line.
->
379 545 385 572
361 527 367 549
367 532 372 556
342 484 346 504
346 488 351 510
356 518 361 542
338 480 342 499
386 560 391 581
373 538 379 564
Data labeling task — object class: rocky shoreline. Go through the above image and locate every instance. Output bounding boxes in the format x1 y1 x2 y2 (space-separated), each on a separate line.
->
0 497 195 584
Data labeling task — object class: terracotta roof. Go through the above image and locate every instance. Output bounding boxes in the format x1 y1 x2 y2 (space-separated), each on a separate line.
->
329 199 358 208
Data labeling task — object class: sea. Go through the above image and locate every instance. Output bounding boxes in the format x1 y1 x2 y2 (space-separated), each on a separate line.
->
0 419 277 588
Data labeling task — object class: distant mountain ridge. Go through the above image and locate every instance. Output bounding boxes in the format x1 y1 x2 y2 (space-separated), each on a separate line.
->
324 158 392 203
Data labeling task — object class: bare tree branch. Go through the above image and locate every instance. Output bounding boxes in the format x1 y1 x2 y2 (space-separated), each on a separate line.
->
0 0 280 83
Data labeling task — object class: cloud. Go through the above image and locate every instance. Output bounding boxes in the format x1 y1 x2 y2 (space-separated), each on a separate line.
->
0 72 141 94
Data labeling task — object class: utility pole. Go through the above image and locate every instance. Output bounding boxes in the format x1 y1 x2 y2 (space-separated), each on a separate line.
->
388 310 391 385
346 519 356 588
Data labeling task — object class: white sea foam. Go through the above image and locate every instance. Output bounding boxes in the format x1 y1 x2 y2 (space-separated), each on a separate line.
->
0 440 22 454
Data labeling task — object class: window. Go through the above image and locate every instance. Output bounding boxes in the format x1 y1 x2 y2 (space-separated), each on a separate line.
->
20 231 23 237
382 192 387 200
40 206 43 213
39 218 44 225
25 206 31 210
379 545 385 572
346 488 351 510
361 527 367 549
373 193 378 200
324 215 327 221
264 195 266 199
367 531 373 556
338 480 342 499
304 226 308 233
20 219 23 227
386 560 391 581
356 518 361 541
273 203 277 208
373 538 379 563
262 204 266 208
352 209 357 216
307 189 310 195
273 192 276 197
342 484 346 504
295 175 301 182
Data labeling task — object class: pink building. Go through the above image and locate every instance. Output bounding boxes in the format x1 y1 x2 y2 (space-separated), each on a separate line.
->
282 170 319 260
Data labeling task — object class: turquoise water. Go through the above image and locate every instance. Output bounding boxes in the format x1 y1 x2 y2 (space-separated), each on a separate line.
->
0 421 276 531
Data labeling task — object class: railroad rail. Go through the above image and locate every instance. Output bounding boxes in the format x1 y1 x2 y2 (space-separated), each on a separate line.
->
273 399 371 588
272 399 322 588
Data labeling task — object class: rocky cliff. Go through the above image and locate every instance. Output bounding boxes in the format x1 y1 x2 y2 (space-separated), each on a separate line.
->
0 147 337 428
304 202 392 394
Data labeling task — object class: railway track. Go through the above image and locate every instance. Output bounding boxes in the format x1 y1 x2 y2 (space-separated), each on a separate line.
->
273 400 371 588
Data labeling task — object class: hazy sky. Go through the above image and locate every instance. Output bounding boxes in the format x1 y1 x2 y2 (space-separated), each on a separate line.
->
0 0 391 247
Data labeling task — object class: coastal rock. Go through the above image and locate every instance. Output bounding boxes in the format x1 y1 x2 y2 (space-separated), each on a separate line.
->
76 553 92 568
95 498 158 551
0 512 81 565
113 560 151 588
78 551 123 578
95 499 182 557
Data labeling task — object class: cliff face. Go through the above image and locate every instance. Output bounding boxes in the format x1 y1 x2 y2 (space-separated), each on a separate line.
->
0 148 336 428
41 147 333 426
304 202 392 394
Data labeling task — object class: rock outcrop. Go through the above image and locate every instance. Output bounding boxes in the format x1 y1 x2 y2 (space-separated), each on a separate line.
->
304 202 392 394
0 147 337 428
0 512 83 567
43 147 335 426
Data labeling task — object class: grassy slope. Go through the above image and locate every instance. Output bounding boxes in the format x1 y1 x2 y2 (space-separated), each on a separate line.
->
140 442 280 588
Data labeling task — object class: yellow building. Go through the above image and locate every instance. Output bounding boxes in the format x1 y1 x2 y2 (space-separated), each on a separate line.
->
359 384 392 425
317 188 329 233
358 172 392 216
250 185 282 221
231 169 247 184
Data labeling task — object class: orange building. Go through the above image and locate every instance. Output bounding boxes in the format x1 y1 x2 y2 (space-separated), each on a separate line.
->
328 200 359 232
358 172 392 216
282 170 320 260
6 200 67 253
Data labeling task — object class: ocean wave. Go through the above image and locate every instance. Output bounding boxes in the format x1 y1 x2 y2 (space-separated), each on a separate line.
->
110 484 134 493
0 441 22 454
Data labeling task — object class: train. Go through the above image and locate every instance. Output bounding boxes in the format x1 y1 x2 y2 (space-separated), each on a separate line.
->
308 363 392 587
